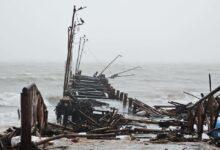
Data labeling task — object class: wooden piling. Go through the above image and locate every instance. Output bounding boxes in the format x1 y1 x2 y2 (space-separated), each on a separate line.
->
21 88 32 150
119 92 124 101
112 89 116 99
108 86 115 99
209 73 212 92
123 93 128 107
128 98 133 112
116 90 120 100
107 84 111 91
20 84 48 150
133 103 137 114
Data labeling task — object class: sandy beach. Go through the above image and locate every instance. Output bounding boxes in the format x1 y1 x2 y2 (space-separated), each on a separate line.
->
44 138 218 150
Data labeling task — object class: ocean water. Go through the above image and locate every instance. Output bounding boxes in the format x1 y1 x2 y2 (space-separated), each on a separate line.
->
0 62 220 128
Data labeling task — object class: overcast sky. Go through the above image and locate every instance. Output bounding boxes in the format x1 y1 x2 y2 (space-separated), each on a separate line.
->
0 0 220 63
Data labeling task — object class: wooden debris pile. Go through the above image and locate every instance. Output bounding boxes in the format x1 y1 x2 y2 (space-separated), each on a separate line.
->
150 132 199 144
131 99 163 117
3 79 220 149
154 101 193 119
186 86 220 139
56 98 126 133
152 75 220 144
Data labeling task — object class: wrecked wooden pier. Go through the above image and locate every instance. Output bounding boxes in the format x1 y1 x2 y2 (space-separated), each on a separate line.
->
2 4 220 150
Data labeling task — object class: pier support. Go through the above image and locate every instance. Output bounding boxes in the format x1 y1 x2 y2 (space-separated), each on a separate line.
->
119 92 124 101
21 88 32 150
116 90 120 100
20 84 48 150
111 88 116 99
128 98 133 113
123 93 128 108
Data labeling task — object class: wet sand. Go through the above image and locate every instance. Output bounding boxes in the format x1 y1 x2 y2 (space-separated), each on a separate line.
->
45 138 218 150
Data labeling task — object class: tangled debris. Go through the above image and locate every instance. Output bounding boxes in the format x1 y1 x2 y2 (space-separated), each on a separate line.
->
2 77 220 149
2 5 220 150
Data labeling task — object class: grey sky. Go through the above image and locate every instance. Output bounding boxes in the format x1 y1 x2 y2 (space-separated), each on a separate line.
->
0 0 220 63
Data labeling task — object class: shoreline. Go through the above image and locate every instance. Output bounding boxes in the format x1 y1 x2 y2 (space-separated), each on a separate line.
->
45 138 218 150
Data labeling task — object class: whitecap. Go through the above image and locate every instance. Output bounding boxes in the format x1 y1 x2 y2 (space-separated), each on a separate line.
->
0 92 20 107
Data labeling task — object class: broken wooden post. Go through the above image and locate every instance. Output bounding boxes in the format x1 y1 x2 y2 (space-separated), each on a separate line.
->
133 103 137 114
196 102 205 139
107 85 111 98
128 98 133 113
109 86 115 99
116 90 120 100
119 92 124 101
213 98 220 130
123 93 128 108
209 73 212 92
20 84 48 149
21 87 32 150
111 88 116 99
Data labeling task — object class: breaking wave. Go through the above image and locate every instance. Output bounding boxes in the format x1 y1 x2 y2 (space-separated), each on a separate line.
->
0 74 63 82
0 92 20 107
0 92 51 107
46 96 61 106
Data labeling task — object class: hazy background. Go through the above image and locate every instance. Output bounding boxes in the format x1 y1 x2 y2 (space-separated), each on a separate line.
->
1 0 220 128
0 0 220 63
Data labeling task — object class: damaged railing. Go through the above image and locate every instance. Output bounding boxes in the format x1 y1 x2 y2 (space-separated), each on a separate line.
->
20 84 48 150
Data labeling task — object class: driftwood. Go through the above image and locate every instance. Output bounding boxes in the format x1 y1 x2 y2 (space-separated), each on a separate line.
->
123 118 184 127
48 122 74 132
133 128 168 134
34 133 116 146
77 109 100 126
132 99 162 116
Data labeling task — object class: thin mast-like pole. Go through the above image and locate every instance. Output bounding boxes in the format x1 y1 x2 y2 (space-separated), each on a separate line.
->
209 73 212 92
75 37 82 74
63 5 76 96
111 66 141 76
77 36 87 72
99 54 122 76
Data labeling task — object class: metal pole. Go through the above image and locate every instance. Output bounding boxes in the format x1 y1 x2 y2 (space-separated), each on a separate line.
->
75 37 82 74
77 37 87 72
99 55 122 76
111 66 141 76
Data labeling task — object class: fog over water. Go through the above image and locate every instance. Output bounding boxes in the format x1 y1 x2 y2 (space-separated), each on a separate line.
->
0 0 220 63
